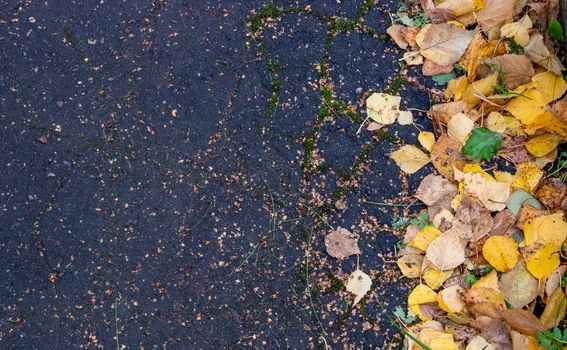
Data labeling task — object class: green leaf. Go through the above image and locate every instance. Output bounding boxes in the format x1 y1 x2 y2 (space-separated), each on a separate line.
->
461 127 502 161
393 306 417 324
549 19 564 43
431 71 456 85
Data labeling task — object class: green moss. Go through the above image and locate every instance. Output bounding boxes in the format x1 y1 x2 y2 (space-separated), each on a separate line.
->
267 93 279 116
383 75 406 95
320 85 333 103
374 129 399 143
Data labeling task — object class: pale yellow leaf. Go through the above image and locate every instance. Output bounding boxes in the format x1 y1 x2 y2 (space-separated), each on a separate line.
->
426 229 465 270
418 131 436 152
447 113 475 144
346 269 372 306
366 92 401 125
482 236 519 272
416 23 475 66
390 145 430 175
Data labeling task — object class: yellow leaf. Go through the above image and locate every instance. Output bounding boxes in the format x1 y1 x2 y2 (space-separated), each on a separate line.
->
482 236 519 272
437 285 465 313
485 111 508 134
524 213 567 250
345 269 372 305
448 113 475 144
426 229 465 271
499 16 532 46
437 0 478 16
511 162 543 192
474 269 500 290
418 131 436 152
505 89 547 126
422 267 452 290
526 244 561 279
463 73 498 107
494 170 513 183
418 328 459 350
366 92 402 125
390 145 430 175
408 284 438 320
540 287 567 328
454 168 510 212
409 226 442 251
525 134 563 157
465 336 495 350
445 76 469 100
532 71 567 104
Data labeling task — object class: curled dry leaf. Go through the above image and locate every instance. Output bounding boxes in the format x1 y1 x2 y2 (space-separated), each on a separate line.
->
390 145 430 175
415 23 475 66
524 33 566 75
426 228 465 270
500 308 546 336
346 269 372 306
540 287 567 328
476 316 513 350
324 228 361 259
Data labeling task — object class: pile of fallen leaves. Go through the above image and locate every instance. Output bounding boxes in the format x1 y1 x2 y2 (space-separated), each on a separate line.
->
372 0 567 348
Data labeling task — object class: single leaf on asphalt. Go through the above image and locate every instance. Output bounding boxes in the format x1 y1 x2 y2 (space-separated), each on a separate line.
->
408 284 438 320
415 23 475 66
482 236 519 272
390 145 430 174
324 228 361 259
526 244 561 279
366 92 402 125
426 229 465 270
462 128 502 161
346 269 372 306
499 264 538 308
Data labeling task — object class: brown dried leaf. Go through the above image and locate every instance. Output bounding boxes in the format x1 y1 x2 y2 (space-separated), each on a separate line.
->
486 55 535 89
431 134 465 181
429 100 470 125
525 33 566 75
501 309 546 336
453 193 494 242
535 178 567 210
475 0 515 32
498 137 535 164
490 209 516 236
415 174 458 206
420 0 456 23
324 228 361 259
515 205 546 230
475 316 513 349
422 59 454 76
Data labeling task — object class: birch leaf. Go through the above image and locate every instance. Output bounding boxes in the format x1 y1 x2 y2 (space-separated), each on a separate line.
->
346 269 372 306
390 145 430 174
416 23 475 66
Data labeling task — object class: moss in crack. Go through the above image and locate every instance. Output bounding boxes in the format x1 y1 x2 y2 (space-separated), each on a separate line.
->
383 75 406 95
358 0 375 19
267 93 280 116
374 129 399 143
323 270 345 294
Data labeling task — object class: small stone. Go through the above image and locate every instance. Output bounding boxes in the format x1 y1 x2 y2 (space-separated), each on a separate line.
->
37 135 48 144
56 101 64 107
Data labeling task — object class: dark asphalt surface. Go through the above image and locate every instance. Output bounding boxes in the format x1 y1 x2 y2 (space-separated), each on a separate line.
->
0 1 433 349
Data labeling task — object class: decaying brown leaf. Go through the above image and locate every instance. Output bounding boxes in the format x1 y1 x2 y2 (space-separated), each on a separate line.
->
475 0 515 32
486 54 535 89
416 23 475 66
431 134 465 180
415 174 458 207
324 228 361 259
535 178 567 210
